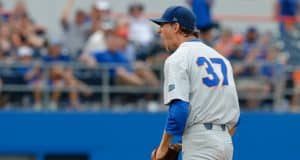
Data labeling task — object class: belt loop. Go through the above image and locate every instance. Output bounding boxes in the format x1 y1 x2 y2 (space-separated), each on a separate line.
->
203 123 226 131
221 124 226 131
203 123 213 130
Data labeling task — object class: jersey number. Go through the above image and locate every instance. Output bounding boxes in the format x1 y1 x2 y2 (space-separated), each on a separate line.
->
196 57 228 87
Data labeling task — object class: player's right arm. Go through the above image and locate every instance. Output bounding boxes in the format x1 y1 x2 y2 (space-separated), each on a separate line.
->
155 52 190 159
154 131 172 159
155 99 189 159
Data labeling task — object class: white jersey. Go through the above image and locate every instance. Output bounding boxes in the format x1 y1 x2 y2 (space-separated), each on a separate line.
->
163 41 240 129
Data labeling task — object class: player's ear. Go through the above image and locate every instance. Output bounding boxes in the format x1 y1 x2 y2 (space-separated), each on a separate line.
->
172 23 180 33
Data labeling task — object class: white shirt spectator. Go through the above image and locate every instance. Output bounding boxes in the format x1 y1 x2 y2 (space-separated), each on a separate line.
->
127 3 154 46
128 17 154 46
82 30 106 56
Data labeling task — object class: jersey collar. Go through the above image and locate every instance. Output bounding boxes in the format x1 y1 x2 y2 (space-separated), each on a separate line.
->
187 38 201 42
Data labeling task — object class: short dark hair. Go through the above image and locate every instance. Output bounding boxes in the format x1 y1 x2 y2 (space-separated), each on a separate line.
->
180 27 195 35
174 23 198 37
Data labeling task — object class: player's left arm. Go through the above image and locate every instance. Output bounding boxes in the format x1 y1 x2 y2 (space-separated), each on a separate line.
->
229 118 240 136
229 126 236 136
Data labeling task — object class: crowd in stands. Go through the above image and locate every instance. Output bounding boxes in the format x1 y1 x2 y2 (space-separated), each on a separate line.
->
0 0 299 112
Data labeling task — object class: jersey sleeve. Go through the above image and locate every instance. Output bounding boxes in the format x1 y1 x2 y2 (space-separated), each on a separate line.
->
163 56 190 105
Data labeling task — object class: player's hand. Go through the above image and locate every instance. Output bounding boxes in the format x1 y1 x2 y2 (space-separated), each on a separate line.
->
151 146 168 160
156 147 168 159
229 126 237 136
151 144 182 160
151 148 157 160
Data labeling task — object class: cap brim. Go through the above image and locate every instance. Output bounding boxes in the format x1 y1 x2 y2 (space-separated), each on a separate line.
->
150 18 173 25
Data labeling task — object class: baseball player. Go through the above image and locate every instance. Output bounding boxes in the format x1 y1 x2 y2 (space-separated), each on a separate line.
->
150 6 240 160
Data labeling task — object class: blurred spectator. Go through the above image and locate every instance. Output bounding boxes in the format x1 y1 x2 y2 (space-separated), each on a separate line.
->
235 46 269 110
114 24 160 86
144 37 169 66
15 46 43 109
228 34 244 62
9 31 29 60
1 0 46 62
43 39 70 63
259 45 287 108
243 27 259 56
0 78 8 108
0 1 10 22
83 31 159 87
274 0 300 34
114 20 137 63
0 24 11 60
198 27 214 46
260 46 286 79
291 69 300 111
16 46 35 76
257 31 274 60
41 39 91 109
81 1 110 57
128 2 154 46
12 0 27 19
8 30 43 59
229 47 244 63
274 1 300 111
187 0 217 46
60 0 90 57
127 2 155 60
95 0 114 31
214 27 234 57
187 0 215 30
11 1 46 37
0 1 4 18
17 13 45 47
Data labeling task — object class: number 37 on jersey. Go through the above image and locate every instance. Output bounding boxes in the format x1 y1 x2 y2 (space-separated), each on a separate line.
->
196 57 229 87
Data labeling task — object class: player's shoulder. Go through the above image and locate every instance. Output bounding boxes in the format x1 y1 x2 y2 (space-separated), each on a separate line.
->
191 42 230 62
180 41 212 54
165 41 209 65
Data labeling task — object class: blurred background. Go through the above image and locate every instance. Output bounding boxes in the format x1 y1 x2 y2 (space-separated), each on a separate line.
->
0 0 299 160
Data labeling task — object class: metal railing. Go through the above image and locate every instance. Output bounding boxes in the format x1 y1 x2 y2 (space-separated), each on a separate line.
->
0 62 163 108
0 61 298 111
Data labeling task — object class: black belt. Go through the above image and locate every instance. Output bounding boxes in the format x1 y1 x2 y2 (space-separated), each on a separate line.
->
203 123 227 131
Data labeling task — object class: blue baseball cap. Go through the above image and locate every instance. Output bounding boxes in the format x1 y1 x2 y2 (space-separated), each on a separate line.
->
150 6 196 32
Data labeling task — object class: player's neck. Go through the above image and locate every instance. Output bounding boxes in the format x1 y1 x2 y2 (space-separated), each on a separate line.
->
184 35 198 42
176 35 197 45
172 35 197 51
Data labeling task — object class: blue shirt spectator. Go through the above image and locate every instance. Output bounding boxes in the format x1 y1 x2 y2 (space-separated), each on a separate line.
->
275 0 300 34
278 0 299 17
260 46 285 79
43 39 71 64
188 0 214 29
15 46 42 84
243 27 259 56
93 50 133 78
43 54 70 63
